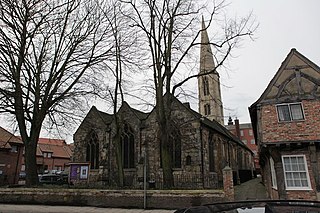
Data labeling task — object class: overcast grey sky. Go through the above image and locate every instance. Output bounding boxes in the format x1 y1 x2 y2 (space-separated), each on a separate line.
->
1 1 319 141
219 0 320 123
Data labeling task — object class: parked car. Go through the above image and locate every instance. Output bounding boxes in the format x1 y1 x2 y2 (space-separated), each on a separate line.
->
174 200 320 213
18 171 26 180
39 174 68 185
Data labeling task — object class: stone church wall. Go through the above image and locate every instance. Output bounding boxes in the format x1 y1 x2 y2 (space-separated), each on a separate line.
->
73 100 253 189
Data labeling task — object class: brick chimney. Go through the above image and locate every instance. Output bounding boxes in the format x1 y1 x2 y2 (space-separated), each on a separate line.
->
235 118 241 138
227 116 233 125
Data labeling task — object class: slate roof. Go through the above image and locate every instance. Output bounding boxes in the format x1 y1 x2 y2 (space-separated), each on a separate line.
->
172 95 252 153
96 108 113 124
82 95 251 153
94 102 149 123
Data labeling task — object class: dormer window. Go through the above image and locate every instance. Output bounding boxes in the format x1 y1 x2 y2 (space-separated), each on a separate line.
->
43 152 52 158
276 103 304 122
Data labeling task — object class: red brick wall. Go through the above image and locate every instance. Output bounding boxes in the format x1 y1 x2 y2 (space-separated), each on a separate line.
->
261 100 320 143
40 157 70 171
229 127 259 171
281 150 317 200
0 146 23 185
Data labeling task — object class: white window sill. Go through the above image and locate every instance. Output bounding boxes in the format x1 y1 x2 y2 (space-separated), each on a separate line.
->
286 187 312 191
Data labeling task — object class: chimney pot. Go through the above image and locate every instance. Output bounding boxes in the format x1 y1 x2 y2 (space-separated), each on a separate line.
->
235 118 240 138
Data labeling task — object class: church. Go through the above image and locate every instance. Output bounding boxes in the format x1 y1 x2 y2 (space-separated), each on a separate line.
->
73 19 254 189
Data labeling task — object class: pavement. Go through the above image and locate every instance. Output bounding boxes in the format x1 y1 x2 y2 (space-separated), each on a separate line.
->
0 204 175 213
234 177 269 201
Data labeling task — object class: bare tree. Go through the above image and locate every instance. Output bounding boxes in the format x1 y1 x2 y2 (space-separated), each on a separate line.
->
123 0 257 188
100 0 141 187
0 0 115 186
106 2 127 187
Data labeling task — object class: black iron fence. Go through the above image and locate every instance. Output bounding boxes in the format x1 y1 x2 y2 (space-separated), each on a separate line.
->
149 173 223 190
97 172 223 190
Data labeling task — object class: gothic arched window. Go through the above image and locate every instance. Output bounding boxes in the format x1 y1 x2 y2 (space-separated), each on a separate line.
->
186 155 192 166
121 124 135 169
171 130 181 168
86 131 99 169
160 124 181 168
208 133 215 172
204 103 211 115
203 77 210 96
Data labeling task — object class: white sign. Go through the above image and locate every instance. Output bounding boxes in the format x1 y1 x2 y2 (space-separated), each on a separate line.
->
80 166 88 179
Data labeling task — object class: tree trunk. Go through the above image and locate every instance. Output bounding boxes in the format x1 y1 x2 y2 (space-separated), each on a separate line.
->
160 124 174 189
24 140 39 186
158 94 174 189
114 129 124 187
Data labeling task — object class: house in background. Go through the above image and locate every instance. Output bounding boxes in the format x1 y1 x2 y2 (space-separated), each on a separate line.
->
226 117 259 174
20 138 73 174
0 127 24 185
249 48 320 200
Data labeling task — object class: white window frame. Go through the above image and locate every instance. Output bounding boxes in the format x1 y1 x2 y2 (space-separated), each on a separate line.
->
276 102 305 122
240 130 244 137
282 155 311 190
10 145 18 153
270 157 277 189
249 130 253 136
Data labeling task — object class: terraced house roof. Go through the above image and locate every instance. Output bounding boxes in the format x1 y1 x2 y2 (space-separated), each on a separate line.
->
0 127 23 149
37 138 72 159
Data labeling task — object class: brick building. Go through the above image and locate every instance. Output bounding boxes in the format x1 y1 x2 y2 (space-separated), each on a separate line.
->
226 118 260 174
20 138 73 174
249 48 320 200
0 127 24 185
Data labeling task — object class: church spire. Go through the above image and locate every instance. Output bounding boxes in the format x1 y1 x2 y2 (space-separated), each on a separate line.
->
198 17 224 125
200 16 216 74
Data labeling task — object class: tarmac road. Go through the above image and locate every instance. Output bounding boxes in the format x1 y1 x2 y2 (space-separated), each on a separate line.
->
234 177 268 201
0 204 175 213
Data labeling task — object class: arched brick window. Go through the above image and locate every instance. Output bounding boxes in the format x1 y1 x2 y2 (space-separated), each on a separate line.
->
86 131 99 169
